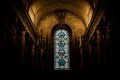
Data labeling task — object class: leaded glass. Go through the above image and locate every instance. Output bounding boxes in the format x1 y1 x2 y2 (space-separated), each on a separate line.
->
54 29 70 70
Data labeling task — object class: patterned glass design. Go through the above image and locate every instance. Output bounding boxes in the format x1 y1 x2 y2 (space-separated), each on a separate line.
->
54 29 70 70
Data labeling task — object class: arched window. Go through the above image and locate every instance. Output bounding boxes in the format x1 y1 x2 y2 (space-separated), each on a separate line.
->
54 29 70 70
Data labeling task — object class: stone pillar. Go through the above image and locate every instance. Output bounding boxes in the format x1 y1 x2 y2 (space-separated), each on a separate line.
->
96 29 102 64
79 36 84 70
79 36 83 61
17 26 26 67
31 44 35 65
88 43 93 64
104 24 111 64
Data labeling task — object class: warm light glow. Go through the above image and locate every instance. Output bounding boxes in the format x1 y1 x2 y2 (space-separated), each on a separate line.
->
28 8 35 23
65 12 86 36
28 0 93 40
38 13 58 36
28 0 93 29
38 11 88 39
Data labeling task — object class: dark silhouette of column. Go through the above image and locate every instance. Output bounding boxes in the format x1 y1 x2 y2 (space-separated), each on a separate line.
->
79 36 85 71
88 43 93 64
17 26 26 67
31 44 35 66
104 23 111 64
96 29 102 64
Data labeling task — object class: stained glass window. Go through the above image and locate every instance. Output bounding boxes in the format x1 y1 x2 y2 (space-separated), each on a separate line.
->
54 29 70 70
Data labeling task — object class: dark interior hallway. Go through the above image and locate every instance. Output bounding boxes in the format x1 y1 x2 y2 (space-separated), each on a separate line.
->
0 0 120 79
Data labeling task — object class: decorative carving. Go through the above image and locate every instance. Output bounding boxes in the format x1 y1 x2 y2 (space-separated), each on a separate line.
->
55 10 66 24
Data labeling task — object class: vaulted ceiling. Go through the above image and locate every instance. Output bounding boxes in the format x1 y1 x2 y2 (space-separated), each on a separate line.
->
14 0 107 43
26 0 94 36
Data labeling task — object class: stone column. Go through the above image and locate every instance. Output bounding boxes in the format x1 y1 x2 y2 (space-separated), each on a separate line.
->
104 23 111 64
96 29 102 64
88 43 93 64
79 36 84 70
17 26 26 67
31 44 35 65
79 36 83 61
